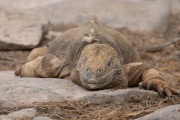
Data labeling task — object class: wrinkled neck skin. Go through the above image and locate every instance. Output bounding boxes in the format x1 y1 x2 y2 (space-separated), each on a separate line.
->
71 43 128 90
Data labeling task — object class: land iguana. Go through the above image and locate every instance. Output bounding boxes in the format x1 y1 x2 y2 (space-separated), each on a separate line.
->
15 17 179 97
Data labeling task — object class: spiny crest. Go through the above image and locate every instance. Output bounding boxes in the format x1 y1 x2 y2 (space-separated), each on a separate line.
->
82 34 100 43
82 16 100 43
89 15 99 34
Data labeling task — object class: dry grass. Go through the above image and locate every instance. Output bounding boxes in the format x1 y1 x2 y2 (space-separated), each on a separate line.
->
1 95 178 120
39 96 179 120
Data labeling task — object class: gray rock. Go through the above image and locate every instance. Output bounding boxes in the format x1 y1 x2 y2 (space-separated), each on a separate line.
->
0 0 171 32
8 108 36 120
0 11 48 50
0 100 14 108
0 71 157 108
27 0 172 32
33 116 53 120
0 0 64 10
136 104 180 120
0 115 12 120
45 31 62 41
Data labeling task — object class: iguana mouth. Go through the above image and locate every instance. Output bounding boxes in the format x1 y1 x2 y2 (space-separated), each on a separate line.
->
80 70 121 90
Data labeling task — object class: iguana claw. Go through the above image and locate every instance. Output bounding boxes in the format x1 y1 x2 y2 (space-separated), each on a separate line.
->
139 79 179 97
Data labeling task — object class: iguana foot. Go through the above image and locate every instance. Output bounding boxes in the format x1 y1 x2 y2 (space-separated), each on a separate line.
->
14 54 70 78
139 79 179 97
140 68 179 97
15 54 60 78
14 56 46 77
14 66 22 76
123 63 179 97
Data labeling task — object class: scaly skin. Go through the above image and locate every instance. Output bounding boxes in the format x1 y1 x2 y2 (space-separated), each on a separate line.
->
71 43 128 90
15 17 179 97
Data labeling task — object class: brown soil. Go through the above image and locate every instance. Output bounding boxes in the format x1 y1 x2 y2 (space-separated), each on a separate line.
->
0 13 180 119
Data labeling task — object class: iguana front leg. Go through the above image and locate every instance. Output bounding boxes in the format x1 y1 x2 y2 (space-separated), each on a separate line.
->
123 62 179 97
15 54 70 78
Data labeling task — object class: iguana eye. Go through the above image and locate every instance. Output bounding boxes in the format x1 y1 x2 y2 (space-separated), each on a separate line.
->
107 61 112 67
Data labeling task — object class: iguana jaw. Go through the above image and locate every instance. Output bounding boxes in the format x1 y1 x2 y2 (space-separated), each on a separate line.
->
80 69 121 90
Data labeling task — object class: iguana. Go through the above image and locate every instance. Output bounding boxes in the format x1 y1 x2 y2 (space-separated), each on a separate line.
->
15 17 179 97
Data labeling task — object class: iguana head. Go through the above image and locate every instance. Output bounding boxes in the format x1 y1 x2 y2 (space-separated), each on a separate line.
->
71 42 128 90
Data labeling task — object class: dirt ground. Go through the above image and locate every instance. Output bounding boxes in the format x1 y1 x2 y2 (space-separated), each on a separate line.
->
0 13 180 119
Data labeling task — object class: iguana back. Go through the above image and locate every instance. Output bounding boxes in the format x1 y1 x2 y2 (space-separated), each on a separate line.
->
48 17 140 67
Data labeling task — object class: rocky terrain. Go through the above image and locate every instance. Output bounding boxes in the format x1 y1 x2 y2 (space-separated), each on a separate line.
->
0 0 180 120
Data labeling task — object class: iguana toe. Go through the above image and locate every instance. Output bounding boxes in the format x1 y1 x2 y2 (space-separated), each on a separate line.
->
139 79 179 97
14 66 22 76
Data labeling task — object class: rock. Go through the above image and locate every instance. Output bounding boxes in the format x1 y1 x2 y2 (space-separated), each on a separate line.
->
0 0 171 32
0 71 157 108
22 0 171 32
8 108 36 120
0 11 48 50
33 116 53 120
0 0 64 10
136 104 180 120
45 31 62 41
0 100 14 108
0 115 12 120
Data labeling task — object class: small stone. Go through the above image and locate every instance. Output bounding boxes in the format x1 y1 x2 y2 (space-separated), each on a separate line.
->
136 105 180 120
33 116 53 120
8 108 36 120
0 115 12 120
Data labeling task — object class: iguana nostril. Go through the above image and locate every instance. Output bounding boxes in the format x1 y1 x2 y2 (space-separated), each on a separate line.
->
97 69 103 73
86 68 91 72
85 68 92 78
